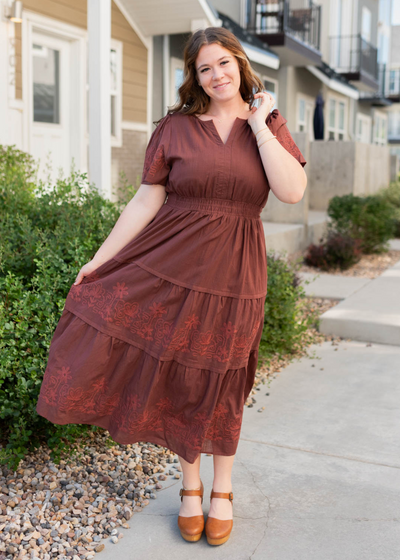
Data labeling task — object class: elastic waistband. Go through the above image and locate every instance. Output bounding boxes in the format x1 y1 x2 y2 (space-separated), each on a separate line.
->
165 192 262 218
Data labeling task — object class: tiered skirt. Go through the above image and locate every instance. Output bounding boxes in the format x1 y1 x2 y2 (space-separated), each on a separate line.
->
36 193 268 463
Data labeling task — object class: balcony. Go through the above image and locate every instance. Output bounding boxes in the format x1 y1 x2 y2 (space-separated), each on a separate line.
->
329 34 379 93
245 0 322 66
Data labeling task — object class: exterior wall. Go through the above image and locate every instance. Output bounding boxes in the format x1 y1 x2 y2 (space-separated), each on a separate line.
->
152 35 164 124
308 140 392 210
14 0 147 123
209 0 242 24
261 131 310 224
111 128 148 192
358 0 379 46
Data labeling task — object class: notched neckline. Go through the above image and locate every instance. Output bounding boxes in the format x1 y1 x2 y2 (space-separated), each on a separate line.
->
190 113 250 147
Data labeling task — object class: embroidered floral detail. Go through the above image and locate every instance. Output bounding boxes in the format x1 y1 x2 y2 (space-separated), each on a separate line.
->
141 114 171 184
266 109 307 167
68 278 262 363
39 365 120 415
39 368 244 453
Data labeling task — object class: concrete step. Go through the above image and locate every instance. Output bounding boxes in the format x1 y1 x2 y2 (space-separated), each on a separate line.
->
298 272 371 300
262 210 328 255
318 257 400 345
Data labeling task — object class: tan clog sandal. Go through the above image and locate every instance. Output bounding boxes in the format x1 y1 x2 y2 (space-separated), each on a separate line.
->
205 489 233 545
177 479 205 542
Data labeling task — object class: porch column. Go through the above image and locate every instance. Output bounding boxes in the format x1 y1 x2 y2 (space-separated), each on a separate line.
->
87 0 111 199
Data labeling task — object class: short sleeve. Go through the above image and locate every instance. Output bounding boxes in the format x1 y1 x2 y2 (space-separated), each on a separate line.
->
266 109 307 168
141 113 172 186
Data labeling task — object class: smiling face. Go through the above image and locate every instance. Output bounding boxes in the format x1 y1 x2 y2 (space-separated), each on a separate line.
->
195 43 242 104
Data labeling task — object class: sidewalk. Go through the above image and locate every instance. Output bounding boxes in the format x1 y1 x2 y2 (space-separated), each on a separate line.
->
97 339 400 560
297 239 400 345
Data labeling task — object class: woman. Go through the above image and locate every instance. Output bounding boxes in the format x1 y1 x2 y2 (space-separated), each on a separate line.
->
36 27 307 546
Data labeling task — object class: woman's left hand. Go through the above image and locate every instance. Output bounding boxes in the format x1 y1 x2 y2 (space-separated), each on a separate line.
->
247 91 276 134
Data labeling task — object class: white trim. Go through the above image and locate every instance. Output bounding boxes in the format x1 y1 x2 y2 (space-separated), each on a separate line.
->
9 98 24 110
197 0 222 27
112 0 151 49
356 112 371 143
122 120 148 132
295 92 314 135
372 109 387 146
306 65 359 100
163 34 170 115
261 74 278 105
146 35 153 140
88 0 111 198
110 38 123 148
21 9 87 164
170 56 184 107
326 93 348 140
242 42 279 70
7 20 17 103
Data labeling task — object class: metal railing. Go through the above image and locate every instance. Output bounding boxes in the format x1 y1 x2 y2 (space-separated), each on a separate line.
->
329 34 378 81
245 0 321 51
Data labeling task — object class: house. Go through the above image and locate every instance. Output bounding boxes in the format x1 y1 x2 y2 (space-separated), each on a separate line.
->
0 0 397 215
0 0 221 199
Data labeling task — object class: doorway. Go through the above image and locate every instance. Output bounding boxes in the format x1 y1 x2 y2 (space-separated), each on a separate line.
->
29 31 72 182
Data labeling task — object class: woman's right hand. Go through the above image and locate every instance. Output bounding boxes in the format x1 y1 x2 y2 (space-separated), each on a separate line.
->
73 259 101 286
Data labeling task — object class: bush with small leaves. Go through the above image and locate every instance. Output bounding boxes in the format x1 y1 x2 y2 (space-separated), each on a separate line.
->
304 231 362 271
327 193 396 254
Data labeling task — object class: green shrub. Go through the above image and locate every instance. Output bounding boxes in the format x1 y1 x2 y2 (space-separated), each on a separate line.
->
376 180 400 238
0 145 136 470
304 231 362 271
259 252 317 360
327 193 396 254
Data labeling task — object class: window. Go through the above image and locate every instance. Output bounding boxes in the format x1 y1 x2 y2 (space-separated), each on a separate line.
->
327 97 346 140
361 7 371 42
32 43 60 124
259 75 278 110
85 39 122 146
110 42 122 145
388 111 400 138
356 113 371 143
389 68 400 95
373 112 387 146
297 94 314 136
170 57 184 106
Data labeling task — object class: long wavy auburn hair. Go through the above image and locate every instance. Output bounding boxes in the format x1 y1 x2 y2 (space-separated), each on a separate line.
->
155 27 265 125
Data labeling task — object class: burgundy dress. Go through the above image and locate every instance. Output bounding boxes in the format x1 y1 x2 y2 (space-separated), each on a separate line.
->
36 108 306 464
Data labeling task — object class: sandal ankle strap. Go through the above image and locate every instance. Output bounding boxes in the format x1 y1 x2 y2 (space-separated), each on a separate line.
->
179 480 204 504
210 489 233 502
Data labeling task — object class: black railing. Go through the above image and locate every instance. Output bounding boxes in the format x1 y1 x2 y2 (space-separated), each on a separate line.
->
329 34 378 81
245 0 321 51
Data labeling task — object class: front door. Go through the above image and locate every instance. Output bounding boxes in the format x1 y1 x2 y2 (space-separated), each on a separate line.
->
29 32 71 182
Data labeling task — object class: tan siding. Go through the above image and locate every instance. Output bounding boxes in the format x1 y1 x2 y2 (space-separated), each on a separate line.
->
123 107 148 122
15 25 22 100
111 2 147 123
14 0 147 123
23 0 86 28
123 82 147 99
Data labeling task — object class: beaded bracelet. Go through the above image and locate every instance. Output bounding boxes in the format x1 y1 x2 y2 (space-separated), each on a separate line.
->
258 135 277 149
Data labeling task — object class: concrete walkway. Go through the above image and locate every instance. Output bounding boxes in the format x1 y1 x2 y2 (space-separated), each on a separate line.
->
98 339 400 560
298 272 371 300
318 256 400 345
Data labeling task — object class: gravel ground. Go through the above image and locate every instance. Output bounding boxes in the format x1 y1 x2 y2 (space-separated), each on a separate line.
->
287 248 400 279
0 292 343 560
0 438 182 560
